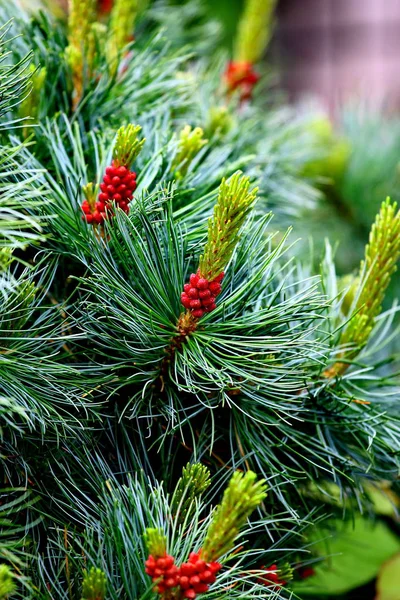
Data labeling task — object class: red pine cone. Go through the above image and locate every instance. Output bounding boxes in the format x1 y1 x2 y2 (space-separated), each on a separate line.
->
98 0 114 14
298 566 315 580
145 554 180 593
181 271 224 318
99 161 137 213
81 199 107 225
81 161 137 226
178 552 221 599
224 61 259 101
258 564 287 587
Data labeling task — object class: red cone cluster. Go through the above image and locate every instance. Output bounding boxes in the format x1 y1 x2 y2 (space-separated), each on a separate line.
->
98 0 113 14
144 554 180 593
81 198 106 225
178 552 222 599
145 552 221 599
224 61 259 101
98 162 137 215
81 161 137 225
181 271 224 318
298 566 315 580
258 564 287 587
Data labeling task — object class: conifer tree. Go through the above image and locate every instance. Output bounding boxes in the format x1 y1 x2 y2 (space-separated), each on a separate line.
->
1 1 399 599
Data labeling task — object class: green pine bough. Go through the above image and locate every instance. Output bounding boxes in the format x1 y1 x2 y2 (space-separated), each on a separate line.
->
325 198 400 377
143 468 268 599
0 0 399 599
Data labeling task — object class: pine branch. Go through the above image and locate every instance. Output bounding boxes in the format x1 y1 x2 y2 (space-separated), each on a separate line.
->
325 198 400 377
29 448 299 600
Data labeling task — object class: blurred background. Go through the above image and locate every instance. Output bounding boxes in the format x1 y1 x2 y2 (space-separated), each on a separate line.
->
207 0 400 113
275 0 400 112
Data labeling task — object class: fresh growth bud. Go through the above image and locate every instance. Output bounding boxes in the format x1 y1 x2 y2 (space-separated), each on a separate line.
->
19 64 47 138
113 124 145 167
11 280 36 320
199 172 258 281
234 0 277 64
0 248 13 272
0 564 16 599
205 106 233 138
201 470 267 562
171 463 211 522
342 198 400 345
80 567 107 600
108 0 138 63
172 125 208 179
67 0 97 41
325 198 400 377
65 0 97 109
144 528 167 559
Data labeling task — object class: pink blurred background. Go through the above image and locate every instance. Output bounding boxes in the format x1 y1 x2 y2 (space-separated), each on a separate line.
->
274 0 400 113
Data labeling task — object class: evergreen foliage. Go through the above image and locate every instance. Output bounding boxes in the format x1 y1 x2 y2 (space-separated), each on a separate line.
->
1 1 399 599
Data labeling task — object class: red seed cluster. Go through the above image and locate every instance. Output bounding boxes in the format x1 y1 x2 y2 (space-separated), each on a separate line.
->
98 0 113 14
224 61 259 101
145 551 221 599
144 554 180 593
258 564 287 587
81 161 137 225
181 271 224 318
298 566 315 580
178 552 222 599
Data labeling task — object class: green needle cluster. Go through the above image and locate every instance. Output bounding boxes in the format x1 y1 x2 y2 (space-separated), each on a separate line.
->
201 471 267 562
